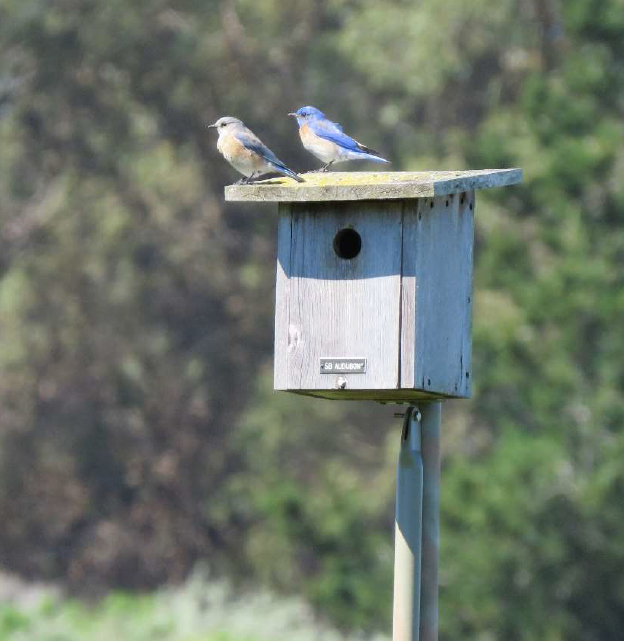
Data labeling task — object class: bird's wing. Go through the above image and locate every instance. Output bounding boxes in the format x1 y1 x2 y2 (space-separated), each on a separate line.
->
309 118 382 156
235 129 284 167
235 129 303 182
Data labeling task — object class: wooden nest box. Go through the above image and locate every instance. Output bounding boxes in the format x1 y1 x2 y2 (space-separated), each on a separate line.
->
226 169 521 403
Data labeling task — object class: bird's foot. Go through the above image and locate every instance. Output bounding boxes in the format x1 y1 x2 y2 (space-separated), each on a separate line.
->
237 173 257 185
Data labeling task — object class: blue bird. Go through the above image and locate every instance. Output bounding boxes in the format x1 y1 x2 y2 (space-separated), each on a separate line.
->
207 116 304 183
288 106 389 171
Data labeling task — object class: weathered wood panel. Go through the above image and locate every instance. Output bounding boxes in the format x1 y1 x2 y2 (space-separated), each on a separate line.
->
274 204 292 389
288 389 450 402
274 193 477 400
400 200 417 389
401 193 474 398
277 201 403 391
225 169 521 203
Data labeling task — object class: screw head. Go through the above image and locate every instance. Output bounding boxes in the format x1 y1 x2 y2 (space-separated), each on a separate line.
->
336 376 347 389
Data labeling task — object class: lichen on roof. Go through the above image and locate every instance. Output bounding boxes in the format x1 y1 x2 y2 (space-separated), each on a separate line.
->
225 169 522 203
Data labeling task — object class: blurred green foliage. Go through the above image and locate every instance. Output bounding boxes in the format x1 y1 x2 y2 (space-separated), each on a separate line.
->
0 570 385 641
1 0 624 639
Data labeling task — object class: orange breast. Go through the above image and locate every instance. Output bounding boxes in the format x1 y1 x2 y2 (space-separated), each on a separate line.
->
218 132 266 175
299 123 337 163
218 134 247 160
299 123 315 146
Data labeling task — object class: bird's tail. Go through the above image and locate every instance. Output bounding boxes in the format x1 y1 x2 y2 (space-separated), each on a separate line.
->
272 162 305 182
362 154 390 164
353 143 389 164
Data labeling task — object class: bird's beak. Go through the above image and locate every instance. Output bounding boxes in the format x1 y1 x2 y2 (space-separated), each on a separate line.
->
287 113 297 117
206 122 217 129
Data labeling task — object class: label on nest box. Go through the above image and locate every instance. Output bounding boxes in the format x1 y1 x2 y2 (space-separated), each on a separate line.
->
320 358 367 374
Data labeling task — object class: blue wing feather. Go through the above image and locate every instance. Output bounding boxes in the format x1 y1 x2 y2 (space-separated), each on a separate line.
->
235 131 281 165
309 118 384 159
308 119 360 152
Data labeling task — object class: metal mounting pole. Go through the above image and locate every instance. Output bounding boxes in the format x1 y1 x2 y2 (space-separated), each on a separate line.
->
393 406 424 641
419 402 441 641
392 402 441 641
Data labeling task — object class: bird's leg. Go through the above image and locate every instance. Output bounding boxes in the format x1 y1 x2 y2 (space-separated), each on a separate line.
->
310 161 334 173
238 173 255 185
